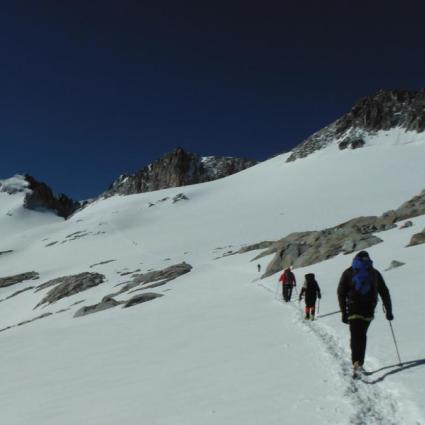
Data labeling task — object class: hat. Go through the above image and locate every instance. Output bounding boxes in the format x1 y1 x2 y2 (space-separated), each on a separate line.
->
356 251 370 260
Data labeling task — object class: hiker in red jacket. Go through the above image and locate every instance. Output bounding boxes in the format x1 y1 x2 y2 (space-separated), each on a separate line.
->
279 267 296 302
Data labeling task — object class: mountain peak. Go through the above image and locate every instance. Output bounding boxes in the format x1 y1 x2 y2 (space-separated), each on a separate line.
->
287 88 425 162
103 147 257 197
0 174 79 219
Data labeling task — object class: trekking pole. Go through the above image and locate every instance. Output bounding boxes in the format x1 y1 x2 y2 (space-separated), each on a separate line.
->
382 305 402 366
388 321 403 366
316 298 320 315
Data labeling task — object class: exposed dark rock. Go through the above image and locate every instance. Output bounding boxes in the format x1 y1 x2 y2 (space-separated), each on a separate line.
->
0 272 39 288
252 186 425 277
34 272 105 308
89 259 116 268
407 228 425 247
287 89 425 162
0 312 53 334
0 250 14 256
385 260 406 271
123 292 163 308
254 215 396 278
338 138 366 150
113 262 192 295
74 296 122 318
0 286 35 303
390 188 425 221
238 241 275 254
172 193 189 203
103 148 257 197
23 175 80 219
399 220 413 229
18 313 52 326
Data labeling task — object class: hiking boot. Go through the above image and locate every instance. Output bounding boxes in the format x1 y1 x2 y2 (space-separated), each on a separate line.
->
352 361 362 378
304 314 310 320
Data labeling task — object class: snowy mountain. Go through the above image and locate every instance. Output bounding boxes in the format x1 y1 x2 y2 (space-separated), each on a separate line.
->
1 95 425 424
103 147 257 197
288 89 425 161
0 174 79 219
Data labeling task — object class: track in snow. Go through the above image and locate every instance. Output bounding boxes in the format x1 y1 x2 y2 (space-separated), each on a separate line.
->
256 279 424 425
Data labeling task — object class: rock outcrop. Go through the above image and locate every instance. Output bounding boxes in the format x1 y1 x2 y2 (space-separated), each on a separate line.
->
113 262 192 295
35 272 105 308
257 215 390 278
0 272 39 288
23 175 80 219
74 295 121 318
103 147 257 197
287 89 425 162
407 228 425 247
123 293 163 308
385 260 405 271
250 185 425 277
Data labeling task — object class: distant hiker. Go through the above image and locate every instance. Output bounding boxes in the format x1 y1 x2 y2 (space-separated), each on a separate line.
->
337 251 393 377
279 267 296 302
299 273 321 320
257 264 261 273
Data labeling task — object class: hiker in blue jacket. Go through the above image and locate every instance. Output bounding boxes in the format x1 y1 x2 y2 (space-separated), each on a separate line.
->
337 251 393 376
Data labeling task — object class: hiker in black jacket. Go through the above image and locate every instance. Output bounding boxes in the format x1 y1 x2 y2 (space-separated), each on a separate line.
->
337 251 393 376
299 273 321 320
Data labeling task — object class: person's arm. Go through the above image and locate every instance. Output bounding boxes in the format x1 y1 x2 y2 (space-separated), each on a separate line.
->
337 270 349 322
316 282 321 299
376 271 393 320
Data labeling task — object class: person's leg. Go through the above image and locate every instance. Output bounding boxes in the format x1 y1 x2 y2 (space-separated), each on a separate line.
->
283 285 291 302
349 319 371 366
288 286 293 301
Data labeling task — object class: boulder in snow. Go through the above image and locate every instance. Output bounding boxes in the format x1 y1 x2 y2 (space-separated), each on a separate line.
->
35 272 105 308
0 272 39 288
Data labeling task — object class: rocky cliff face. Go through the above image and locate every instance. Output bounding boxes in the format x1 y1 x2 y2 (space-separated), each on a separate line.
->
23 175 80 219
287 89 425 162
103 147 257 197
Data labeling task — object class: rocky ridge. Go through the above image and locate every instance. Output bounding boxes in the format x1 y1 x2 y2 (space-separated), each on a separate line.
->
0 174 80 219
238 185 425 278
287 89 425 162
103 147 257 197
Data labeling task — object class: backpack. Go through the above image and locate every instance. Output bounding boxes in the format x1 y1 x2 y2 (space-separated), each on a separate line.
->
352 258 373 295
284 269 294 284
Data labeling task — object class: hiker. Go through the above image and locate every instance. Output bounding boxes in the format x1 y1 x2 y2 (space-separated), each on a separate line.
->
337 251 393 377
278 267 296 302
257 264 261 273
299 273 321 320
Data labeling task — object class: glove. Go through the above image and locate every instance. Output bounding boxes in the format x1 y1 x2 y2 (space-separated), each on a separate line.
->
318 294 321 299
341 313 348 324
386 311 394 321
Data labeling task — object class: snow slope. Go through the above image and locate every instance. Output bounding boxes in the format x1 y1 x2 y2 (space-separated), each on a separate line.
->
1 131 425 424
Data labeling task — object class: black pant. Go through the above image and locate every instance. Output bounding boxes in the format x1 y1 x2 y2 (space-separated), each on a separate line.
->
349 319 371 365
282 285 293 302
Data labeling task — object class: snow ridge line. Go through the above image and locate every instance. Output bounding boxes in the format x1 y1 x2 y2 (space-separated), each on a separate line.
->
255 279 423 425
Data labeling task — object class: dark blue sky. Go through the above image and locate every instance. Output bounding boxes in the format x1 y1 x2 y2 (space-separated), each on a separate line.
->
1 1 424 199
